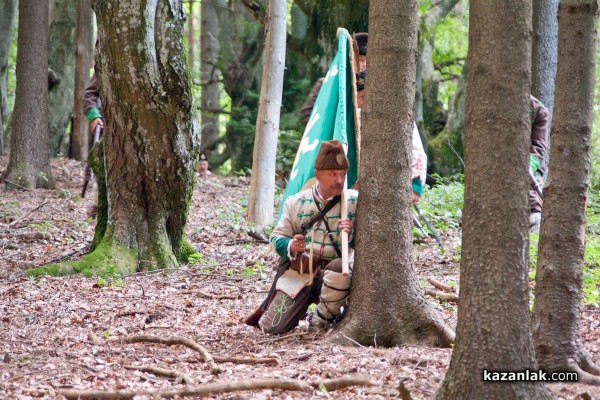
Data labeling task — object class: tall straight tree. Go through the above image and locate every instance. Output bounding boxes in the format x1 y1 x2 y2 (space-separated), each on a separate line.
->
70 0 93 161
199 0 221 159
531 0 558 125
246 0 286 230
335 0 454 348
27 0 199 276
2 0 54 189
0 0 17 154
532 0 600 385
435 1 552 398
48 0 78 156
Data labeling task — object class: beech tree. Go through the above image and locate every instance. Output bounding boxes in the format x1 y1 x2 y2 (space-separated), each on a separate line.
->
27 0 199 277
2 0 54 189
0 0 17 154
246 0 286 230
532 0 600 385
435 1 552 398
334 0 454 348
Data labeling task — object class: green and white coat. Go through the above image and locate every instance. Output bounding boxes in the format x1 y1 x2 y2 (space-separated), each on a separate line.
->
270 184 358 296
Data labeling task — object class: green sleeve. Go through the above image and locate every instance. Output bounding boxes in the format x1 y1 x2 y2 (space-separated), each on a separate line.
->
85 108 103 122
529 154 541 173
412 177 423 196
271 236 292 258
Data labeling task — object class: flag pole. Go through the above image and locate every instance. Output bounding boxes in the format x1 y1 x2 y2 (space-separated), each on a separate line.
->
341 144 350 276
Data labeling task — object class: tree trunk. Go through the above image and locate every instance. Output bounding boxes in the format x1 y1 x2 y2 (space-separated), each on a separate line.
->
532 0 600 385
187 0 194 75
48 0 78 157
2 0 54 189
435 1 552 398
199 0 221 160
0 0 18 155
70 0 93 161
27 0 199 277
334 0 454 349
531 0 558 127
246 0 286 229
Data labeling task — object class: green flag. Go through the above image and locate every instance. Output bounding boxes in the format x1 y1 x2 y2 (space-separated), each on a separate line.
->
278 29 359 221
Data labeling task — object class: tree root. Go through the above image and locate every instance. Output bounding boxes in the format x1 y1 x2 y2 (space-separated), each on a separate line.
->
60 375 373 400
427 276 456 293
424 289 458 303
566 359 600 385
122 335 221 375
124 364 194 384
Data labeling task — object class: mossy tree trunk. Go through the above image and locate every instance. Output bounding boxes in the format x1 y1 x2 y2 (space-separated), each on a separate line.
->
2 0 54 190
532 0 600 385
435 1 552 398
27 0 199 277
334 0 454 349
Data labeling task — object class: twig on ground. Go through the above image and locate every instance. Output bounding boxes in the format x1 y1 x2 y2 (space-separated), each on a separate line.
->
122 335 220 375
124 364 194 385
60 375 373 400
8 198 49 227
0 231 51 240
211 355 279 365
3 179 31 191
427 276 456 293
424 289 458 303
255 331 314 345
178 290 241 300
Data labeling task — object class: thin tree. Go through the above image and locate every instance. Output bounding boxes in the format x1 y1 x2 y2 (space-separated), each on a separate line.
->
532 0 600 385
187 0 194 75
2 0 54 189
199 0 221 159
27 0 199 276
246 0 286 231
531 0 558 126
334 0 454 348
71 0 93 161
48 0 78 156
0 0 17 155
435 1 553 398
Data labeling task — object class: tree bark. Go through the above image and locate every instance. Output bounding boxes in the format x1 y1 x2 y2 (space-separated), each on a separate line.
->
246 0 286 229
199 0 221 160
532 0 600 385
334 0 454 349
70 0 93 161
0 0 17 155
48 0 78 157
435 1 553 398
25 0 200 277
2 0 54 189
531 0 558 127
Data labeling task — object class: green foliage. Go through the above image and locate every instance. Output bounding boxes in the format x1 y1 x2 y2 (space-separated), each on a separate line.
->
419 175 464 231
276 129 302 182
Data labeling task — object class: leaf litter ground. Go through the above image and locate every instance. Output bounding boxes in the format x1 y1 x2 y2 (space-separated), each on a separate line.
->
0 156 599 400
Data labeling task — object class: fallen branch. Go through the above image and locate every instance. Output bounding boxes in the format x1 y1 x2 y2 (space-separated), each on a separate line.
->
3 179 31 191
8 198 49 227
425 289 458 303
122 335 220 375
255 331 314 345
124 364 194 385
427 276 456 293
179 290 241 300
212 355 279 365
0 231 51 240
60 375 373 400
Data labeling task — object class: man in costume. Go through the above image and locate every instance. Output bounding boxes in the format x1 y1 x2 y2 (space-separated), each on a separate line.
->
257 140 357 334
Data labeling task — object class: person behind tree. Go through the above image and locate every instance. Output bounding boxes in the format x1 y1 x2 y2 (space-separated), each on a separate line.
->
528 95 549 233
82 72 102 219
197 153 212 179
257 140 357 334
300 32 427 203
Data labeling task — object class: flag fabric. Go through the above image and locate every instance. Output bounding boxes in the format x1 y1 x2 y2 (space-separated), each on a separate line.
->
277 29 359 221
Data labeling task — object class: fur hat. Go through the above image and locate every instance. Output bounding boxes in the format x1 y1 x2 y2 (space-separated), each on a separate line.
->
354 32 368 56
200 153 208 162
314 140 349 171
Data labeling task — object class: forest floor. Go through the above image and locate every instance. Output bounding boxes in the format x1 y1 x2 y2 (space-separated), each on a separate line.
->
0 155 599 400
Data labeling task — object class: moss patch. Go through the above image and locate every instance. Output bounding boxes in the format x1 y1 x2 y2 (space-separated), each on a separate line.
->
25 238 137 278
